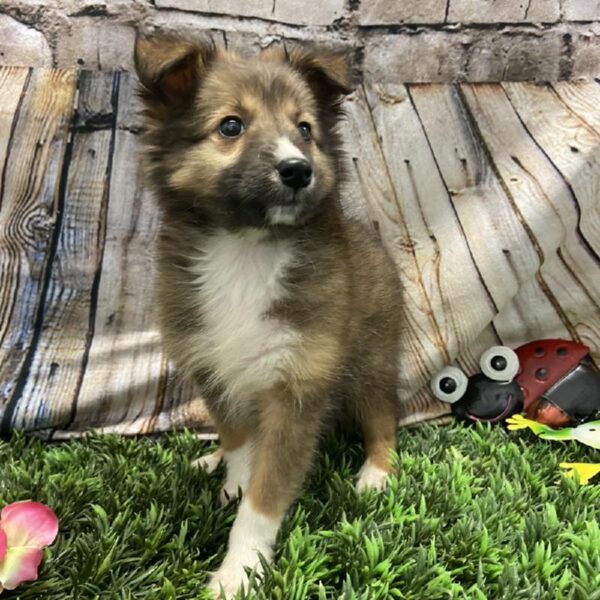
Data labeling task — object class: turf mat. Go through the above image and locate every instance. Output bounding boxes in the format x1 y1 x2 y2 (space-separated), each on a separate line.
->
0 424 598 599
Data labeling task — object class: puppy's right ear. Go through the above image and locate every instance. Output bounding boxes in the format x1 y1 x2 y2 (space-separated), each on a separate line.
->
134 34 215 109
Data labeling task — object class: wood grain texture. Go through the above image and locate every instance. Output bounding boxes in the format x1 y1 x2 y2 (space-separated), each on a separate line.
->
69 73 166 435
503 82 600 255
11 72 118 430
461 83 600 349
501 81 600 350
362 83 495 383
0 68 30 194
551 81 600 135
156 367 214 434
342 85 450 422
408 84 568 348
0 69 76 434
1 72 599 436
408 84 535 311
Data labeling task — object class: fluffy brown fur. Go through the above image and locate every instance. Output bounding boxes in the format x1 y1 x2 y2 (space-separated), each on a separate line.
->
134 34 402 598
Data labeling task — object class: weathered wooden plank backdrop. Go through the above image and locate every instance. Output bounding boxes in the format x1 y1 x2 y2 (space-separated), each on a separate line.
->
0 68 599 438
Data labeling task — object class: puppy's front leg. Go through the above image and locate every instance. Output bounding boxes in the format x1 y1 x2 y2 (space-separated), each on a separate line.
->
208 388 324 598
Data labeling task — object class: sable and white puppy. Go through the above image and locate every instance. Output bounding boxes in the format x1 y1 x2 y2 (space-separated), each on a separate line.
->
134 35 402 598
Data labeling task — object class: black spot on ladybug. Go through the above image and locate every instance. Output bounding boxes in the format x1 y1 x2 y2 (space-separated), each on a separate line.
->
535 367 548 381
440 377 457 394
535 347 545 357
491 356 507 371
557 347 568 356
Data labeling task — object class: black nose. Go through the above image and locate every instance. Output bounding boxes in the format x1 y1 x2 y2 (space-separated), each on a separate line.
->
277 158 312 189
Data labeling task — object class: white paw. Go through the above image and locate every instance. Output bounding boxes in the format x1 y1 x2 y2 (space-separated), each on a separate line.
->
192 448 223 474
208 547 268 598
355 459 390 492
208 498 278 597
207 563 250 599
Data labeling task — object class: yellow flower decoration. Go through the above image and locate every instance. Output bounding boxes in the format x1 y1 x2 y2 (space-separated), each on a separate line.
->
559 463 600 485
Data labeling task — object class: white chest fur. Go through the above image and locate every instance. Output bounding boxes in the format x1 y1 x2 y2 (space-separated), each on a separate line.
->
189 228 299 403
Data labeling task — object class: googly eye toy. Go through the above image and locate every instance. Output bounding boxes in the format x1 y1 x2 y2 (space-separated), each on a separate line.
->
430 339 600 427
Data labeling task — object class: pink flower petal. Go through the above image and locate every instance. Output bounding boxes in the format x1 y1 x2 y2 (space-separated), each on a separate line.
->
0 528 6 562
0 546 43 590
0 502 58 549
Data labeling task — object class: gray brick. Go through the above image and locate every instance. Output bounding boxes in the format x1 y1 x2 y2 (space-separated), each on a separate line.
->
363 28 564 82
465 30 562 80
562 0 600 21
525 0 561 21
221 30 269 57
146 8 345 49
66 0 149 17
357 0 446 25
0 14 52 66
448 0 560 23
571 23 600 77
154 0 345 26
0 0 596 82
363 32 470 83
99 23 136 70
155 0 267 19
55 18 135 69
273 0 344 25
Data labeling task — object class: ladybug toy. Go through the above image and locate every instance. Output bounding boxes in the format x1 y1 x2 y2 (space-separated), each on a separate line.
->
430 339 600 427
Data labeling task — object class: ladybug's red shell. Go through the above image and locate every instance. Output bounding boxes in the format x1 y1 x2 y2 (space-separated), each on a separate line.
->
515 339 590 419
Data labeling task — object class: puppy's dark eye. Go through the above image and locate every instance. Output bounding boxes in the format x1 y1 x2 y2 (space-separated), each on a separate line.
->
219 117 245 138
298 122 311 142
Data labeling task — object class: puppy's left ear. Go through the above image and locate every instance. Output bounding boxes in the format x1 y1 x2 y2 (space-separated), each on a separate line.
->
134 34 216 109
282 44 355 104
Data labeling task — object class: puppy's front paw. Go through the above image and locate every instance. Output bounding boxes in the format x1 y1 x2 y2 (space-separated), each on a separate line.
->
207 564 250 599
192 448 223 474
355 459 390 492
208 547 268 599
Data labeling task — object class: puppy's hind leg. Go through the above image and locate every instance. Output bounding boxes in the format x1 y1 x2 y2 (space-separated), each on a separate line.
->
217 421 254 506
194 419 254 505
192 447 224 474
356 397 398 493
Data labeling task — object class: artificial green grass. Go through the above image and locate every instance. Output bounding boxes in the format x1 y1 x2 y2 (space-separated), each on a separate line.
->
1 424 599 599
